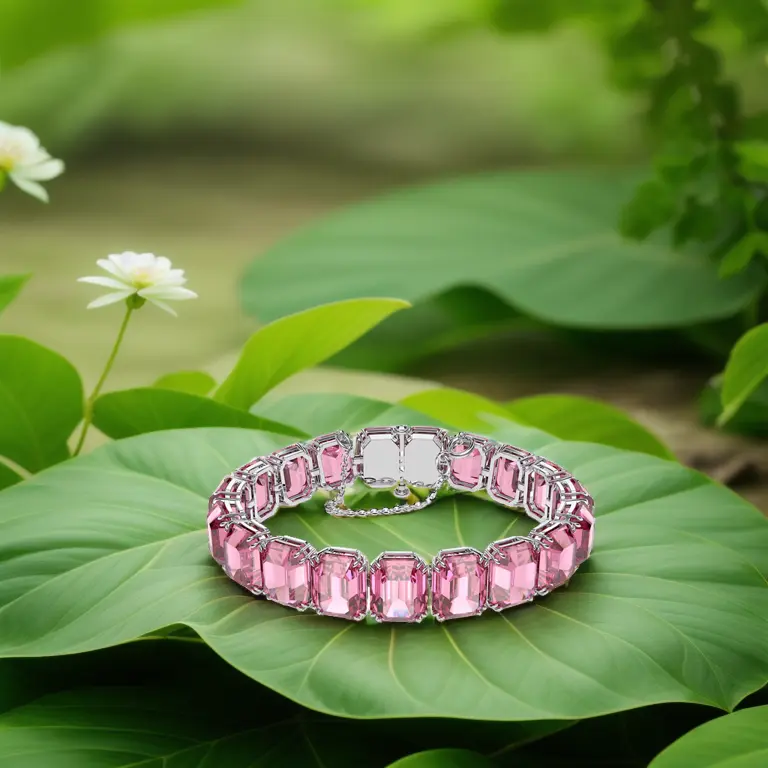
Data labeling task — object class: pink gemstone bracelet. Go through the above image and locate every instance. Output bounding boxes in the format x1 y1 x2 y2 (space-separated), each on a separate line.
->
207 426 595 622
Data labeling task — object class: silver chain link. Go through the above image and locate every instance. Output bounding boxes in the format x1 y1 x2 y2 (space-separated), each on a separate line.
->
324 449 444 518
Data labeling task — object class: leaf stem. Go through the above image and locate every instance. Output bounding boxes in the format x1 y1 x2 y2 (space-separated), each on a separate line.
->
73 305 134 456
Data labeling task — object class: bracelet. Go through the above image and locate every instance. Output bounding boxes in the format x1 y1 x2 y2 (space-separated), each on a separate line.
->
207 426 595 623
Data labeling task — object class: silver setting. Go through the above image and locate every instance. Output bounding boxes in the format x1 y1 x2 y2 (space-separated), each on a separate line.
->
486 445 534 507
270 444 315 507
524 458 572 521
355 426 401 489
327 426 448 517
369 551 430 624
309 431 353 490
432 546 486 621
313 546 369 621
403 426 448 487
234 457 279 522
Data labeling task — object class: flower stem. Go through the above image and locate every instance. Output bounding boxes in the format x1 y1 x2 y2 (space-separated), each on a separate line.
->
73 305 134 456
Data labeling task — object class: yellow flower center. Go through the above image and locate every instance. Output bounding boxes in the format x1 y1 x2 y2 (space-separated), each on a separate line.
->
0 137 24 172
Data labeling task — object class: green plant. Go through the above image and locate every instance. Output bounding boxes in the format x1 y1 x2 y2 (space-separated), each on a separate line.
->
240 0 768 433
0 271 767 764
2 0 768 764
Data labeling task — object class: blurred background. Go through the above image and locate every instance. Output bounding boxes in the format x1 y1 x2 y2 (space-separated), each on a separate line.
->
1 0 767 506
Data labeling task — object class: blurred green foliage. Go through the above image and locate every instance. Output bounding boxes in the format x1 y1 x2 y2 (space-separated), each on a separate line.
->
0 0 243 70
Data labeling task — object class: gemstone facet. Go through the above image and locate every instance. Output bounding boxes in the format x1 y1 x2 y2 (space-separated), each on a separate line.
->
448 434 488 490
572 507 595 565
261 536 314 608
527 465 562 518
537 524 577 590
486 537 538 610
312 548 367 620
488 447 529 506
369 552 428 622
431 548 486 620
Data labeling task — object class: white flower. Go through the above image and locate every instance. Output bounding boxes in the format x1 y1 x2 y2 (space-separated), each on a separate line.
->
0 121 64 202
78 252 198 315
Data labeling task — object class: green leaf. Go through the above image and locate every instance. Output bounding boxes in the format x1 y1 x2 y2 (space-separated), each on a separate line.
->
719 233 768 278
401 388 674 460
93 387 306 440
387 751 493 768
700 378 768 438
0 683 568 767
0 420 765 720
401 388 513 431
330 286 528 372
506 394 674 459
620 178 679 240
0 463 22 492
736 140 768 183
153 370 216 396
648 706 768 768
0 335 83 473
719 323 768 426
241 172 762 332
0 0 245 71
0 274 30 316
252 392 433 436
214 298 410 410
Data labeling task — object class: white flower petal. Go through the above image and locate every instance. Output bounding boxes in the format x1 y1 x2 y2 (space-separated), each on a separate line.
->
138 285 198 300
86 291 132 309
146 298 178 316
77 275 131 290
17 157 65 181
9 173 48 202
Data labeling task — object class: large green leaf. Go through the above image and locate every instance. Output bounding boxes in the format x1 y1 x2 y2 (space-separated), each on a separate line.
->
0 274 30 317
0 0 244 70
0 418 765 720
0 335 82 473
329 286 529 372
648 705 768 768
251 392 435 436
214 298 410 410
241 172 761 330
719 323 768 426
401 388 674 459
93 387 306 440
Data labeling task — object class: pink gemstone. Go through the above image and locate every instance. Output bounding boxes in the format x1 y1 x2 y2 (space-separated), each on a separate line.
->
572 506 594 565
312 549 367 620
450 443 484 489
320 444 347 487
283 456 311 501
432 550 486 620
223 525 263 591
370 554 428 622
252 470 274 516
262 538 312 608
529 471 561 516
207 500 229 564
492 457 520 500
487 538 538 609
538 525 577 590
207 506 263 592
